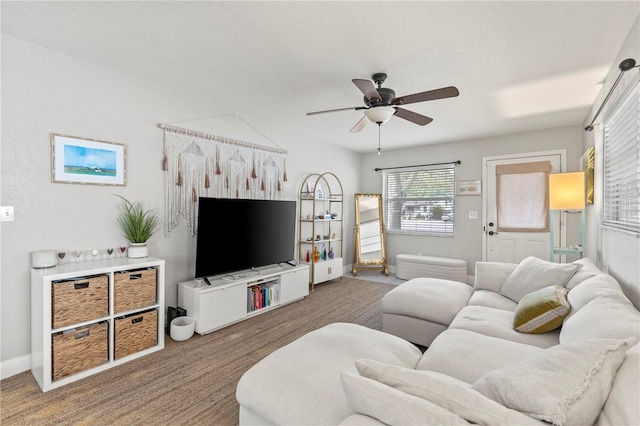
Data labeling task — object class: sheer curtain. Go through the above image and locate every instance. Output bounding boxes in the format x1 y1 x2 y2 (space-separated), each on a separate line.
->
496 161 552 232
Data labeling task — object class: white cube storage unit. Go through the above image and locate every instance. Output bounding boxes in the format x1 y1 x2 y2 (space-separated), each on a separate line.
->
31 257 165 392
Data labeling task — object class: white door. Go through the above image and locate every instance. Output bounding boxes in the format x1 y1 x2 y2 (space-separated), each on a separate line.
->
482 151 565 263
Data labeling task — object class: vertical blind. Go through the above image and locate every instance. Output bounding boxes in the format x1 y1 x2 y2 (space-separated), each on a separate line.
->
382 164 455 234
603 80 640 232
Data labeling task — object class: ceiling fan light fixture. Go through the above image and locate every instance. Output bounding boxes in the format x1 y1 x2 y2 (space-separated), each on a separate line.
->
365 106 395 124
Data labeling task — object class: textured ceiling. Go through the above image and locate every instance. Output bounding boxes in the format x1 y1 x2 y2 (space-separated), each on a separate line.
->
2 1 638 153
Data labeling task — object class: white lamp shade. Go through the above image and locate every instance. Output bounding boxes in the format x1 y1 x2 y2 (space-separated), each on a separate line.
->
365 106 395 124
549 172 586 210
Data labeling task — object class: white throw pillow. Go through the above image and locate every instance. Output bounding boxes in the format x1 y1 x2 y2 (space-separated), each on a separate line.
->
563 274 624 322
355 359 544 425
565 257 602 289
473 262 519 292
472 337 638 426
500 256 580 302
341 371 469 425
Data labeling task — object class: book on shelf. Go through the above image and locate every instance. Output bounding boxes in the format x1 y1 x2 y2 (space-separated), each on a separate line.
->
247 282 280 312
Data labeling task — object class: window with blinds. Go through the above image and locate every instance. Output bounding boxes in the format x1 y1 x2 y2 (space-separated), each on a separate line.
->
603 80 640 233
382 165 455 235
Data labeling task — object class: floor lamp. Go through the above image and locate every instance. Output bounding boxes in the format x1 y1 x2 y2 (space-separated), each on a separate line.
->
549 172 586 262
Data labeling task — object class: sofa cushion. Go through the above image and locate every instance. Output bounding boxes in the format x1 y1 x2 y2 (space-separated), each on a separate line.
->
513 285 570 333
473 261 518 292
472 337 638 426
563 273 624 322
235 323 422 425
382 312 449 348
467 290 518 311
560 295 640 344
596 343 640 426
341 372 469 425
417 329 544 384
382 277 473 325
449 305 560 348
565 257 602 290
500 256 580 302
339 414 386 425
355 359 545 425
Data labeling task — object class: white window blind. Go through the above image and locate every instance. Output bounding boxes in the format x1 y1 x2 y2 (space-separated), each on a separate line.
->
382 164 455 235
603 80 640 232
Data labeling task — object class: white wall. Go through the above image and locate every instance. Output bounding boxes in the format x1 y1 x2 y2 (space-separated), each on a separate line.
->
360 125 585 277
0 36 360 368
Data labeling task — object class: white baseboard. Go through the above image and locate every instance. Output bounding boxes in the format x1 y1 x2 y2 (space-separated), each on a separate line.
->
1 354 31 380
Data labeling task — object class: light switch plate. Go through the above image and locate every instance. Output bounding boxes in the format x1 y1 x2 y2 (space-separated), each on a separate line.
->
468 210 478 219
1 206 15 222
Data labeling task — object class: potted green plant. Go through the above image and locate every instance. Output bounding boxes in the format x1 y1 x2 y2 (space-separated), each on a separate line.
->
115 195 160 258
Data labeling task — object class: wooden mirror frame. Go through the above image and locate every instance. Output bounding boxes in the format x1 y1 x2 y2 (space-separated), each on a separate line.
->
352 193 388 276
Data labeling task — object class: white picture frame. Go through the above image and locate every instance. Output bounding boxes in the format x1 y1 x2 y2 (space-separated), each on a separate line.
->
456 179 481 195
51 133 127 186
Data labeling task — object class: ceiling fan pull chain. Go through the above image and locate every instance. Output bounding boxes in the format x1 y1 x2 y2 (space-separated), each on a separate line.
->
377 124 382 156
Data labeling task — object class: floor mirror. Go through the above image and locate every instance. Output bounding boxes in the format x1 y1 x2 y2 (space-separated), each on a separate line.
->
352 193 388 276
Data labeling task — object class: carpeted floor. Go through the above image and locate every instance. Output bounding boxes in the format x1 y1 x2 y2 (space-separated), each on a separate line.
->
1 276 397 425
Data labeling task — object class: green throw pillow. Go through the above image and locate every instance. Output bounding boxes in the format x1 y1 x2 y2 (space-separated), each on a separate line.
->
513 285 570 333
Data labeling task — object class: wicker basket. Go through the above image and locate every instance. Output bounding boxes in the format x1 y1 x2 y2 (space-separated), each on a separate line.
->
114 309 158 360
52 275 109 329
114 268 157 313
52 322 108 380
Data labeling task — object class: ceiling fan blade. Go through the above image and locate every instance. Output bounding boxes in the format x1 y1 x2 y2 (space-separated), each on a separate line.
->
352 79 382 103
349 116 369 133
393 86 459 106
393 107 433 126
306 106 366 116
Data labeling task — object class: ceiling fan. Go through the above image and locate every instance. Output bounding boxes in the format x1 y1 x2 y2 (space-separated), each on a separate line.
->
306 73 460 133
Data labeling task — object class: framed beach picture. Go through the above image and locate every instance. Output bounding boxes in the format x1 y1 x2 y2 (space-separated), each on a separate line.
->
51 133 127 186
456 179 481 195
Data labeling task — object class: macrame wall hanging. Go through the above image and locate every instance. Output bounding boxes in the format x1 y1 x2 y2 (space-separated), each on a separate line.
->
159 123 288 236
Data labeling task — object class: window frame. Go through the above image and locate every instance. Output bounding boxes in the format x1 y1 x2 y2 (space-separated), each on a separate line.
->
382 164 456 237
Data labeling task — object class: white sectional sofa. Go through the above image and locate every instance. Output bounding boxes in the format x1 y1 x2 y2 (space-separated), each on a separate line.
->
236 257 640 425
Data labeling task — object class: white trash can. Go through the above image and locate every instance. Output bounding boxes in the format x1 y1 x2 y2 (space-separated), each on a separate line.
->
170 316 195 341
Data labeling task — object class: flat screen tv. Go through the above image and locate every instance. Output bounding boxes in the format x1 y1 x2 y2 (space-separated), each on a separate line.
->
195 197 297 279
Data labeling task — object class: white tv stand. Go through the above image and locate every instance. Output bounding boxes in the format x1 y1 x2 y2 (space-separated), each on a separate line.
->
178 263 309 335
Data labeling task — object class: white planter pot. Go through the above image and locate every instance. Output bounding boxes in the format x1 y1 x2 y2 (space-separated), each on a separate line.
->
127 243 148 258
170 316 195 341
